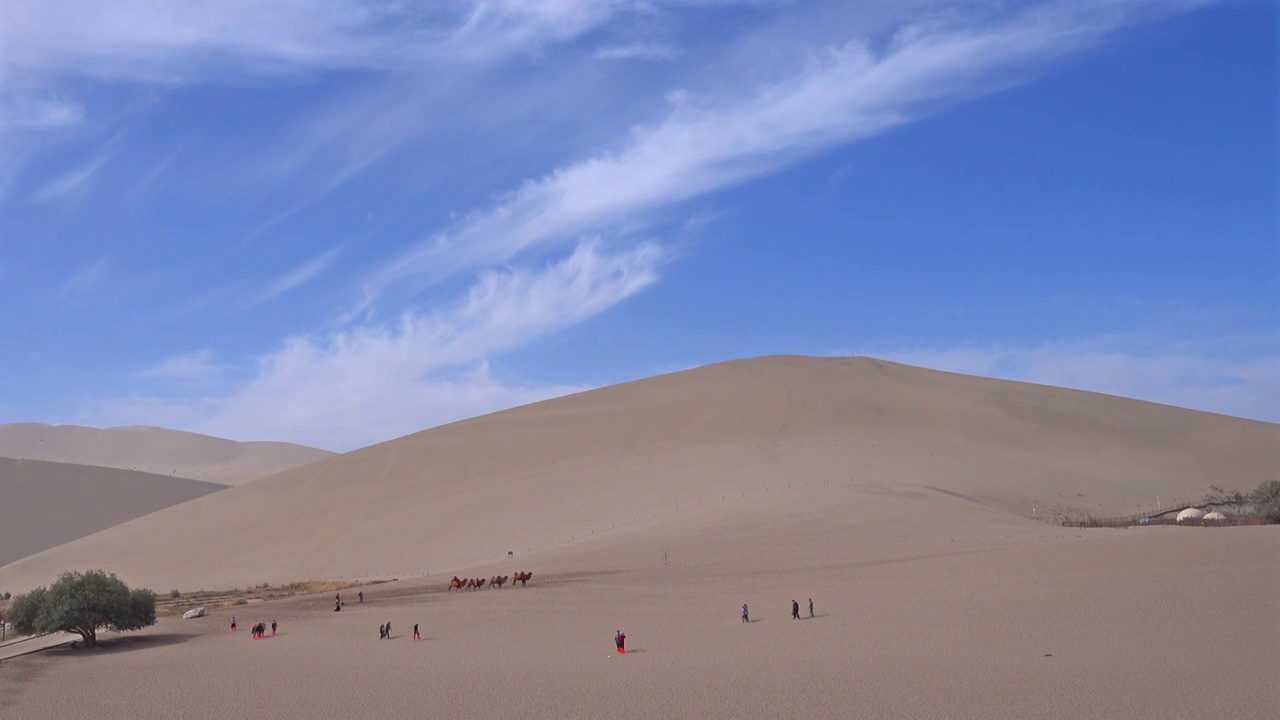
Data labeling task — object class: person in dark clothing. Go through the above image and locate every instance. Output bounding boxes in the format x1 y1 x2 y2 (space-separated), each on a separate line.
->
385 621 391 638
271 620 278 636
614 630 626 654
230 616 237 632
741 604 749 623
358 591 363 604
791 600 800 619
379 624 386 639
808 599 814 618
413 623 420 640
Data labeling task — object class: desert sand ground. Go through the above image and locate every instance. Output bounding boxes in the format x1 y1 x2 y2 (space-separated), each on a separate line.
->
0 457 227 567
1 357 1276 718
0 423 332 485
1 357 1273 594
1 485 1275 719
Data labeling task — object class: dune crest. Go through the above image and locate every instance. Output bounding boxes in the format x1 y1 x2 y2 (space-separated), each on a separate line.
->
0 356 1274 593
0 423 333 485
0 457 227 567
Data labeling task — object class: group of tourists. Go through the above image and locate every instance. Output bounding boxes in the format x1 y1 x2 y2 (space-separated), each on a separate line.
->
230 617 277 638
741 598 814 623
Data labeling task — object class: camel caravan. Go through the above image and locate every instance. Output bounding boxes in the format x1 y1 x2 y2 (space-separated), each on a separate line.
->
448 572 533 592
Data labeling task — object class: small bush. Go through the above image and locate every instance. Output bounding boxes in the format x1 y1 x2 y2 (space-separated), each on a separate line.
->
232 599 248 606
1254 479 1280 522
169 589 181 599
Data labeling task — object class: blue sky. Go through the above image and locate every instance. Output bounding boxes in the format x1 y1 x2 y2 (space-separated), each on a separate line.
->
1 0 1275 451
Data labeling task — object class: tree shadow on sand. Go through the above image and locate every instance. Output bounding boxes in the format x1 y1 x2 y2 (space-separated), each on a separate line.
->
50 633 196 658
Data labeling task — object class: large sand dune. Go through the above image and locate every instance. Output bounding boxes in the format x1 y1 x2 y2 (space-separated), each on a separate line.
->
0 423 333 485
0 457 227 568
1 356 1273 595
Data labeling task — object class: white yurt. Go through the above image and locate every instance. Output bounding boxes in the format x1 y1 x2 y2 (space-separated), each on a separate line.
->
1176 507 1205 522
1202 511 1228 523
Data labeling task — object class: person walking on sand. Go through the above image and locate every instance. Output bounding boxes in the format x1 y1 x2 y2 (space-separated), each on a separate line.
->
808 598 814 618
379 624 386 639
413 623 420 641
334 600 341 612
385 621 391 638
271 620 277 636
791 600 800 620
358 591 363 604
615 630 626 654
230 616 237 632
741 604 749 623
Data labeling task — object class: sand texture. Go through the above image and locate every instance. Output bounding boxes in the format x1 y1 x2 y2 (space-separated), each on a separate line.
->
0 457 227 567
1 356 1273 594
1 356 1276 719
1 487 1275 719
0 423 333 486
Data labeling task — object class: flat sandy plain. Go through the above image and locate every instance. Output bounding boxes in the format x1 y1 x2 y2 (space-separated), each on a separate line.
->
1 358 1276 718
2 487 1276 719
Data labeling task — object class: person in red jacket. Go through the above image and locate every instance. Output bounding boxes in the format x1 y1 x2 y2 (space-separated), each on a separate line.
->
614 630 626 653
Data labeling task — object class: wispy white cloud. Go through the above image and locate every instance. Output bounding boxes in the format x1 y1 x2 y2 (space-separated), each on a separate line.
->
241 247 343 310
55 260 107 300
97 242 662 449
593 43 678 61
137 350 225 385
863 333 1280 423
0 0 670 83
30 152 113 202
0 95 84 130
366 2 1166 307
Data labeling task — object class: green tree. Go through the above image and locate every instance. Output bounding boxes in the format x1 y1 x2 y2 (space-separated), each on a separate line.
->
1254 479 1280 522
6 570 156 648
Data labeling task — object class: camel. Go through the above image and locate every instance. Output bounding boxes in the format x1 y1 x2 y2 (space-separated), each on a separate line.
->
448 576 464 592
489 575 508 589
513 571 534 587
474 578 487 590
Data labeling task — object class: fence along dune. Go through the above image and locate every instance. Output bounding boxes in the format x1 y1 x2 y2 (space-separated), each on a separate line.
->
0 355 1275 593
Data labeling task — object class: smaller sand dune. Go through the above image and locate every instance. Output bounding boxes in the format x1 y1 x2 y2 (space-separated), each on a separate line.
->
0 457 227 567
0 424 333 485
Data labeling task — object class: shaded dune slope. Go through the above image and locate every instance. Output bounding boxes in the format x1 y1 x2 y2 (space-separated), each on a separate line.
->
1 356 1274 592
0 424 333 485
0 457 228 567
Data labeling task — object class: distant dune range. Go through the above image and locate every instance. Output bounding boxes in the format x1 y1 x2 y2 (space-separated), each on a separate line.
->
1 356 1273 594
0 424 333 486
0 458 227 567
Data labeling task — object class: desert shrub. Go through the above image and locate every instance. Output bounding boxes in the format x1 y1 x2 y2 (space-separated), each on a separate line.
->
5 570 156 648
1253 479 1280 522
169 589 181 599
